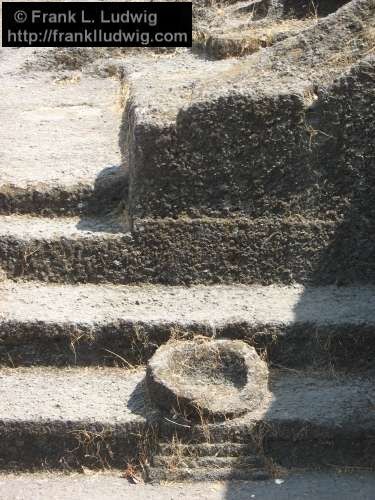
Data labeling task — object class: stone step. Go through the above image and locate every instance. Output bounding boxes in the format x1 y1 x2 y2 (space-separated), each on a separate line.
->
151 455 265 469
0 367 374 473
1 214 375 286
0 214 130 284
0 48 126 216
0 367 147 471
0 168 127 217
158 442 254 457
0 281 374 369
124 2 374 220
147 466 270 482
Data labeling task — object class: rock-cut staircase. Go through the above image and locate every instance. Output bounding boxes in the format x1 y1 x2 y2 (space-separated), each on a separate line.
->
0 0 375 483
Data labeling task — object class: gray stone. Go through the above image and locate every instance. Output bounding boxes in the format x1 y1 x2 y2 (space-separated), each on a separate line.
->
124 0 375 221
0 48 126 216
146 340 268 421
1 281 375 369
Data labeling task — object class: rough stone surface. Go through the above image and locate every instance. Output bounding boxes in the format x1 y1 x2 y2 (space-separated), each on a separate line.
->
2 215 375 286
1 0 375 485
0 47 126 215
0 281 375 371
0 367 145 422
0 367 375 471
146 340 268 420
149 369 375 480
2 472 375 500
1 282 375 368
0 367 149 470
194 19 315 60
124 0 375 221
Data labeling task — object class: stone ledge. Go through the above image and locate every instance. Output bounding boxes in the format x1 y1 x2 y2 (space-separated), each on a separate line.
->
0 367 374 473
3 215 375 286
1 281 375 369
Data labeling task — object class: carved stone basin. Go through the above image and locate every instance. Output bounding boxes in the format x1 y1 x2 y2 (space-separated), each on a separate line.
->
146 339 268 421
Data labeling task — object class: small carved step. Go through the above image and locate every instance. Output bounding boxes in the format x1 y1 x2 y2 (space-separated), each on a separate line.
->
158 442 255 457
147 465 270 482
152 455 265 469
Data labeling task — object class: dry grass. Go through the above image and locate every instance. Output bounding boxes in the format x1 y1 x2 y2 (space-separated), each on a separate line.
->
195 17 316 59
363 25 375 55
69 329 95 365
29 47 177 76
127 325 159 366
102 349 136 370
160 434 192 471
171 340 234 377
151 420 288 480
133 425 160 479
69 427 114 469
19 244 42 276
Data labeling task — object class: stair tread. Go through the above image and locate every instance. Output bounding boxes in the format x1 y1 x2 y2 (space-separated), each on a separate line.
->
0 367 146 423
0 367 374 470
0 48 121 191
1 471 375 497
0 215 129 238
0 367 373 429
0 214 333 240
1 281 375 326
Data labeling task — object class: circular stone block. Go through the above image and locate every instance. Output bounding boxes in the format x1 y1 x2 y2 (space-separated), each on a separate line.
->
146 339 268 421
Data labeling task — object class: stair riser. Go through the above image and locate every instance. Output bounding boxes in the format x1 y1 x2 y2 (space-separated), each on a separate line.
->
152 455 264 468
147 467 270 482
0 421 146 471
2 218 375 285
0 181 127 217
148 433 375 482
1 321 374 370
1 421 374 473
158 442 255 457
